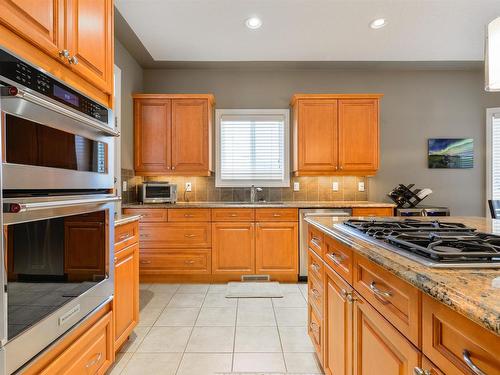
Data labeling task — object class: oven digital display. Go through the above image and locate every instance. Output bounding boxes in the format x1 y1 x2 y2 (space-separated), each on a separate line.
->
53 84 79 107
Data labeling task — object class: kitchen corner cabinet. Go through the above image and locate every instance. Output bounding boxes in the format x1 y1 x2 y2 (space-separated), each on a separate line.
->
133 94 215 176
291 94 382 176
0 0 114 107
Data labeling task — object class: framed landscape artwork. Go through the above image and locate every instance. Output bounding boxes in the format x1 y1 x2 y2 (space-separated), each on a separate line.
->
428 138 473 169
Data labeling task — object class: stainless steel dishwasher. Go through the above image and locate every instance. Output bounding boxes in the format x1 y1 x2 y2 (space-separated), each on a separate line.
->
299 208 352 280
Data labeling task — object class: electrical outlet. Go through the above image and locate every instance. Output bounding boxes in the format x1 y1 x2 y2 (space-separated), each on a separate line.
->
185 182 192 192
332 182 339 191
358 181 365 192
293 182 300 191
122 181 127 192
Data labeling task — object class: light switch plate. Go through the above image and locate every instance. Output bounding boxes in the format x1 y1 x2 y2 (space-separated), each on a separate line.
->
122 181 127 192
293 182 300 191
332 182 339 191
358 181 365 192
185 182 192 192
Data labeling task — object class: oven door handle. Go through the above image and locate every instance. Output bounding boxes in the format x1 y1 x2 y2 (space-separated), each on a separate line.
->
4 196 120 213
7 87 119 137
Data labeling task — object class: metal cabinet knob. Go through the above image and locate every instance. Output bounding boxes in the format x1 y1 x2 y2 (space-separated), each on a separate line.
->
68 55 79 65
59 49 70 59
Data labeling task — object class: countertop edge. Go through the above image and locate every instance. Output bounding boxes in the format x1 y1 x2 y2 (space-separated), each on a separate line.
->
114 214 142 226
122 201 397 209
305 217 500 337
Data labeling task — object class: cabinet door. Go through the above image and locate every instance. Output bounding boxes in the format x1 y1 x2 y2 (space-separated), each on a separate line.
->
171 99 210 174
0 0 64 58
323 266 353 375
134 99 171 174
338 99 379 172
255 222 298 274
353 294 420 375
65 0 113 94
296 99 338 173
212 222 255 274
64 220 104 281
114 243 139 350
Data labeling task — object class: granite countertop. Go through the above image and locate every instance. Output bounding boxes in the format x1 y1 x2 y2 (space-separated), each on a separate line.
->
122 200 396 209
305 215 500 336
114 213 142 226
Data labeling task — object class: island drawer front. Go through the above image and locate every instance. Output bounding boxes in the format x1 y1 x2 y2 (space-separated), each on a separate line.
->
422 294 500 375
308 302 323 363
139 223 211 248
211 208 255 222
139 250 211 274
168 208 211 222
353 254 421 347
308 272 323 318
324 235 353 284
308 248 324 283
255 208 298 221
308 226 324 254
115 220 139 252
352 207 394 217
123 208 168 222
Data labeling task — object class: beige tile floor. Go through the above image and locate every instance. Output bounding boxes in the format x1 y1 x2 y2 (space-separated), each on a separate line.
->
107 283 323 375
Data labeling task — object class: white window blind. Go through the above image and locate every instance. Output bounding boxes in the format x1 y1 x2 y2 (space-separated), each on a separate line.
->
216 109 290 187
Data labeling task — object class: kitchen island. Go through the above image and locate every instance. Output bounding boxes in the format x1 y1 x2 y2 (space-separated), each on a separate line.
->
305 215 499 375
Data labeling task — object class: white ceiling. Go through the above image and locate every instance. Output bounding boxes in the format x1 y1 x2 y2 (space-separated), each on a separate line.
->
115 0 500 62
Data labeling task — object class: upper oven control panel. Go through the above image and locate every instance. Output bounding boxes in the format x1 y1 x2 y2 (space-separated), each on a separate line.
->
0 48 110 125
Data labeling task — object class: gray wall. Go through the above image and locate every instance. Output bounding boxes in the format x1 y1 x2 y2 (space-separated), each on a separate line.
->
114 38 143 170
141 67 500 216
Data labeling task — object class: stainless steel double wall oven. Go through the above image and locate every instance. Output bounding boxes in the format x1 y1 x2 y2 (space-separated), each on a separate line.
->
0 47 118 374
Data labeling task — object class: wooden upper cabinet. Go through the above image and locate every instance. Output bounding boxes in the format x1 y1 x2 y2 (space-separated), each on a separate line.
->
295 99 338 173
171 99 211 173
0 0 64 58
65 0 114 94
133 94 214 176
291 94 382 176
338 99 379 172
134 99 171 174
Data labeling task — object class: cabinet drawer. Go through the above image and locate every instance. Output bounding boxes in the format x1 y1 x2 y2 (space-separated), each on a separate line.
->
115 220 139 252
211 208 255 222
352 207 393 217
308 303 323 361
353 254 420 346
308 225 324 254
139 250 211 274
308 248 324 282
255 208 298 221
422 294 500 375
308 272 323 318
123 208 168 222
168 208 211 222
139 223 211 248
324 235 353 284
40 311 113 375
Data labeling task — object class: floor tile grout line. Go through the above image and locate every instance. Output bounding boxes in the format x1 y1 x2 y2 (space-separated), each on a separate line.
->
231 297 239 372
271 294 288 373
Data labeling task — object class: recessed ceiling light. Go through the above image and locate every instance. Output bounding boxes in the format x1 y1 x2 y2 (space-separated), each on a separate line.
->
245 17 262 30
370 18 387 29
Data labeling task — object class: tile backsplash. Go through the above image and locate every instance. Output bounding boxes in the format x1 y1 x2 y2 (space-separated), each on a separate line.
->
121 169 368 204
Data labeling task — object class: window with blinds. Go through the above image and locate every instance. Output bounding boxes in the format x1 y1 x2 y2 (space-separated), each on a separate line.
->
215 109 290 187
488 109 500 206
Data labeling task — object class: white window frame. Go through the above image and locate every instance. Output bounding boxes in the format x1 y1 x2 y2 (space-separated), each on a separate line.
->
486 107 500 216
215 108 290 188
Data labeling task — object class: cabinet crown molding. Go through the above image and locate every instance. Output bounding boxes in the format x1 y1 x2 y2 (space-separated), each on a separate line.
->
133 93 216 105
290 93 384 106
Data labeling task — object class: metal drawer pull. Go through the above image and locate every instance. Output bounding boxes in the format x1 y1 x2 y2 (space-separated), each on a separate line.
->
346 293 358 303
184 214 194 218
184 260 196 265
114 257 118 263
413 367 431 375
118 233 133 241
230 213 238 217
311 236 321 243
272 213 281 217
309 321 320 333
310 263 320 273
140 260 152 264
327 252 344 265
463 350 487 375
369 281 392 299
311 288 321 298
140 234 150 238
184 234 197 238
85 352 102 368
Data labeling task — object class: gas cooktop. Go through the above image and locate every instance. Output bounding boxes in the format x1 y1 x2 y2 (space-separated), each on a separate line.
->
337 219 500 268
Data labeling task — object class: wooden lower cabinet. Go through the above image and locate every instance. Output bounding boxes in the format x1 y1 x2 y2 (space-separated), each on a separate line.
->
140 249 211 275
352 207 394 217
323 265 353 375
212 222 255 274
114 243 139 351
255 222 298 276
353 294 420 375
